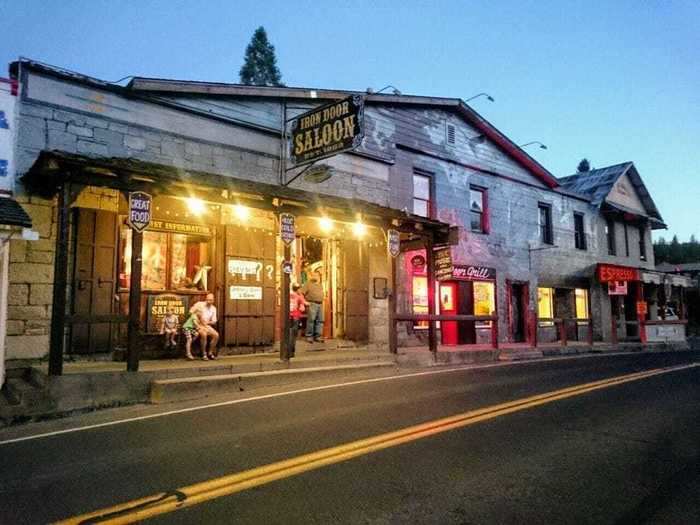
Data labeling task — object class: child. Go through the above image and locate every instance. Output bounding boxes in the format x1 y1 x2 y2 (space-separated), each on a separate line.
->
160 308 179 350
288 284 307 358
182 307 205 360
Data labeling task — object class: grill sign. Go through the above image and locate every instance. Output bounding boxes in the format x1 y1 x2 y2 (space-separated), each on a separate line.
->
127 191 152 233
289 95 364 167
452 265 496 281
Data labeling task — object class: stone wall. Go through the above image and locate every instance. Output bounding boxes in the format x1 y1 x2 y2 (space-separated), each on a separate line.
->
368 243 390 351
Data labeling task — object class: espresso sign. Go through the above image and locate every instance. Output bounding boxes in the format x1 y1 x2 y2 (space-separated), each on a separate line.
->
435 248 453 282
127 191 152 233
289 95 364 167
597 263 639 282
452 265 496 281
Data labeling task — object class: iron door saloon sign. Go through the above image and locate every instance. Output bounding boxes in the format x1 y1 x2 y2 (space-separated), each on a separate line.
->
127 191 152 232
289 95 365 167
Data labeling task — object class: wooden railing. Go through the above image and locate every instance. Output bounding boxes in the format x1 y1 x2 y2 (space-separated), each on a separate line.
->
390 313 499 353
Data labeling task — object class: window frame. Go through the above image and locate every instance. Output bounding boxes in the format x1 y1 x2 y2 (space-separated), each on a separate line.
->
412 169 433 219
469 185 489 234
574 212 586 250
538 203 553 245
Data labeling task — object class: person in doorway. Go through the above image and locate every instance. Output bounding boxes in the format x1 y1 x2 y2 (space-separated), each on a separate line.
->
189 293 219 359
160 307 180 350
300 272 324 343
288 284 307 357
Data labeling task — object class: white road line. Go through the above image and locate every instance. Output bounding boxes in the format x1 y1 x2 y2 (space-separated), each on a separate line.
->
0 352 692 446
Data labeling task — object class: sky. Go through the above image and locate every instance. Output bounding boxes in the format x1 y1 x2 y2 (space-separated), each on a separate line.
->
1 0 698 241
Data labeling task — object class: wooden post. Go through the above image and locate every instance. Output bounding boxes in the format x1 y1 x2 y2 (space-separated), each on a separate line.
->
388 253 398 354
587 318 594 346
49 183 71 376
425 237 437 354
611 314 618 345
531 310 538 348
281 242 291 361
491 313 499 349
559 319 568 346
637 282 647 344
126 230 143 372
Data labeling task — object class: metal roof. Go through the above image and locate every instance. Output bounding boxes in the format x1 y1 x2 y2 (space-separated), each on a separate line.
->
0 196 32 228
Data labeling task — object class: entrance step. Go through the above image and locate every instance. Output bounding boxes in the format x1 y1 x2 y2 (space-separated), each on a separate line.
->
150 362 398 404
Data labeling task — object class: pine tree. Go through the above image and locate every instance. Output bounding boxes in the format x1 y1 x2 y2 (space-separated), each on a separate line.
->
576 158 591 173
239 27 284 87
654 237 668 263
669 235 683 263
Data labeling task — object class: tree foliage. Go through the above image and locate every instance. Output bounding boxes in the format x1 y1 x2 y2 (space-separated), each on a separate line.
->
576 158 591 173
654 234 700 264
239 26 284 87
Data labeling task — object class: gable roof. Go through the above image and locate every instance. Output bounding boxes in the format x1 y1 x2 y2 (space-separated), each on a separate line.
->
558 162 665 227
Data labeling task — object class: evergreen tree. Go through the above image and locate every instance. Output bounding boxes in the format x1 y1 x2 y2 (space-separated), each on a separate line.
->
654 237 668 263
239 27 284 87
669 235 683 263
576 158 591 173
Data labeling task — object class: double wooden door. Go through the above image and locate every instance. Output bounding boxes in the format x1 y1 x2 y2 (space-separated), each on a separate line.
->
342 239 369 342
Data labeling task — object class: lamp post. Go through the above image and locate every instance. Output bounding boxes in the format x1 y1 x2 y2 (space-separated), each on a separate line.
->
465 92 494 103
519 141 548 150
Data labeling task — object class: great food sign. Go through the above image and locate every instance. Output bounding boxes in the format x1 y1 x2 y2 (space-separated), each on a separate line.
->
289 95 364 167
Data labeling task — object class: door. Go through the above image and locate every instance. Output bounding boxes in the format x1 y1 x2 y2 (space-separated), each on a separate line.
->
71 209 118 354
457 281 476 344
343 239 369 341
510 283 526 343
223 224 276 346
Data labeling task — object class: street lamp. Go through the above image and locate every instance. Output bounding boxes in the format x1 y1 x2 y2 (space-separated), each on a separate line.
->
465 92 495 103
519 141 548 150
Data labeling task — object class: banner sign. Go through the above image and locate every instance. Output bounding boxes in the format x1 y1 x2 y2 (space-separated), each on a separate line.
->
608 281 628 296
148 219 212 236
387 229 400 258
230 286 263 300
435 248 454 281
280 213 295 245
146 293 189 333
597 263 639 283
289 95 364 167
127 191 152 233
452 265 496 281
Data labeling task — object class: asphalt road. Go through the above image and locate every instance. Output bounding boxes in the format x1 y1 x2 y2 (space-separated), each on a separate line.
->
1 351 699 524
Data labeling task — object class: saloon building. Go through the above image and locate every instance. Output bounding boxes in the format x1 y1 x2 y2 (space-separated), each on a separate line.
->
1 59 690 379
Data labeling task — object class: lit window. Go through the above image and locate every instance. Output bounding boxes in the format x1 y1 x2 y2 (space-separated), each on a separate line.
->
537 287 554 325
575 289 589 322
474 281 495 327
412 275 428 329
470 187 487 233
413 172 432 218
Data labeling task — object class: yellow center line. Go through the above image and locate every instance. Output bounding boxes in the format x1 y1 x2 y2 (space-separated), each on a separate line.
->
56 362 698 525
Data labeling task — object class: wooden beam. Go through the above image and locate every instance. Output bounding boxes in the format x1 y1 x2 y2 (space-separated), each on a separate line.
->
126 230 143 372
48 183 71 376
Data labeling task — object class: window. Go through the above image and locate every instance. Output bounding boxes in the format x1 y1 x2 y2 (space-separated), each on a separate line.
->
639 226 647 261
623 223 630 257
413 171 432 218
537 287 554 325
574 213 586 250
470 186 488 233
606 219 616 255
120 228 211 291
474 281 496 328
575 289 589 321
538 203 553 244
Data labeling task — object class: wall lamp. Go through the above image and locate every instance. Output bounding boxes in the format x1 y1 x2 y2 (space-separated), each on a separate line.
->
465 92 495 103
520 141 548 150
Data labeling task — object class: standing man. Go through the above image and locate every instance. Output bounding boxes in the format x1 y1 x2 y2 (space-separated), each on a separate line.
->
301 272 324 343
190 292 219 359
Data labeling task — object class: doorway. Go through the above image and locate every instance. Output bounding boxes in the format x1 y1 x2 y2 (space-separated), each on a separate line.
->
509 282 528 343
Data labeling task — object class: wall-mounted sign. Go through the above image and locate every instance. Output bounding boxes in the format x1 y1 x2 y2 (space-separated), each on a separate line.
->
148 219 212 236
146 293 189 333
435 248 453 282
282 261 293 274
636 301 648 316
227 258 263 281
127 191 152 233
230 285 263 300
411 254 426 270
452 265 496 281
280 213 295 245
0 82 15 190
597 263 639 283
608 281 628 295
387 229 400 258
289 95 365 168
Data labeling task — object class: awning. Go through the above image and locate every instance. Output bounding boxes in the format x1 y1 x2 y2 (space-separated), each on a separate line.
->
641 270 694 288
602 202 667 230
0 195 32 228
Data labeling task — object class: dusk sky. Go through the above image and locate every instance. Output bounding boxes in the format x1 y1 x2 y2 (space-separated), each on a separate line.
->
2 0 698 241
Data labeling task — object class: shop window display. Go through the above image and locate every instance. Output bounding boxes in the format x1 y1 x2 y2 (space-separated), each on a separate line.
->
538 287 554 325
474 281 495 328
575 288 589 322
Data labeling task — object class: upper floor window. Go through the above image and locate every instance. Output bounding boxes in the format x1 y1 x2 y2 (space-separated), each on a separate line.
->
469 186 489 233
606 219 616 256
639 226 647 261
412 171 432 218
538 203 553 245
574 212 586 250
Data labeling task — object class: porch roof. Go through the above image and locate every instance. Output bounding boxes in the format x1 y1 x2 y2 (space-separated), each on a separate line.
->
22 150 456 243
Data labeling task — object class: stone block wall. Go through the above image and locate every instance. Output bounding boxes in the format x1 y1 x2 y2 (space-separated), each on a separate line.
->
368 243 390 351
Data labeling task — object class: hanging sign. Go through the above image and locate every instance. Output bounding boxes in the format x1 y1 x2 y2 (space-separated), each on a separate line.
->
280 213 295 245
452 265 496 281
435 248 454 282
127 191 152 233
387 229 400 258
288 95 365 168
608 281 628 295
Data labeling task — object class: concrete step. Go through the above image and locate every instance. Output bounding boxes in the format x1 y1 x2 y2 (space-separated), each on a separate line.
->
497 349 545 361
150 362 399 404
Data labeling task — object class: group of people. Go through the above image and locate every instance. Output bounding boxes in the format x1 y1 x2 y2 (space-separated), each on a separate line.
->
159 272 326 361
159 292 219 361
